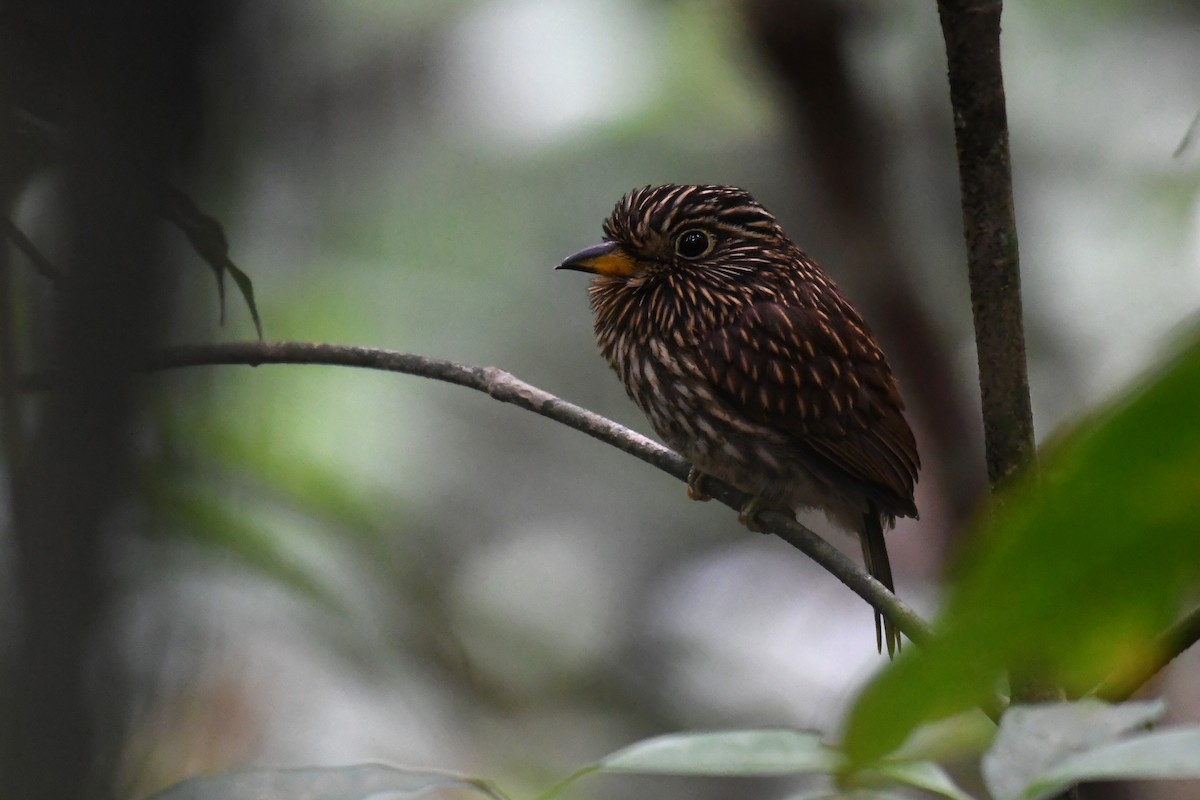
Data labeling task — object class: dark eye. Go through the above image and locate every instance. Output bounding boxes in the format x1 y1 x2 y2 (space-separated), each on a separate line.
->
674 228 713 260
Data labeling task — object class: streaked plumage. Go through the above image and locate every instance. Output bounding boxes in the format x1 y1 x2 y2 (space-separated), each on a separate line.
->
557 184 919 654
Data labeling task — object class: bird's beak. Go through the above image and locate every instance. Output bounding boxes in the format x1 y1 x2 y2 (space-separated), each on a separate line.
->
555 241 639 278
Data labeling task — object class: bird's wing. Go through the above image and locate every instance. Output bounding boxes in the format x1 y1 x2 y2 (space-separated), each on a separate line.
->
697 300 919 514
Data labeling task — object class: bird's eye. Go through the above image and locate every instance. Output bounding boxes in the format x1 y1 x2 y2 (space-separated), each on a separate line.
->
674 228 713 260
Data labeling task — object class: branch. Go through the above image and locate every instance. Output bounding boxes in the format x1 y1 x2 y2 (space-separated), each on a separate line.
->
1094 604 1200 702
939 1 1057 717
3 218 66 283
937 0 1035 490
20 340 934 647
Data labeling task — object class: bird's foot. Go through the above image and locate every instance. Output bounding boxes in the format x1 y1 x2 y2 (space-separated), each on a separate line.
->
737 496 769 532
686 467 712 502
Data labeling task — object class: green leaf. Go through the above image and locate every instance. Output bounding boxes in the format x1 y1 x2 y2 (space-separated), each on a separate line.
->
890 711 997 764
225 258 265 340
539 730 977 800
600 729 843 775
982 700 1164 800
145 764 510 800
864 760 976 800
161 185 265 339
782 791 908 800
1022 728 1200 800
843 331 1200 765
535 730 842 800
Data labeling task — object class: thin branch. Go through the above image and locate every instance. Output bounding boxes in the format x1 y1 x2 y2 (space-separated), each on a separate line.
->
20 339 934 647
3 218 66 283
938 0 1056 716
1094 604 1200 702
937 0 1035 491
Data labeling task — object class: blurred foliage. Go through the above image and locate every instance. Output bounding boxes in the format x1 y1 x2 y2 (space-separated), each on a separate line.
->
6 0 1197 797
137 0 1199 793
844 328 1200 764
147 764 509 800
144 297 1200 800
145 706 1200 799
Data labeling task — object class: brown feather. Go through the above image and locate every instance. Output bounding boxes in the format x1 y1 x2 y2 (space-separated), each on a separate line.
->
698 301 918 514
563 184 921 654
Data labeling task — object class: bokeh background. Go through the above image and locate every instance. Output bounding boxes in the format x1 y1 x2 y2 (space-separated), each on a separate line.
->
5 0 1200 798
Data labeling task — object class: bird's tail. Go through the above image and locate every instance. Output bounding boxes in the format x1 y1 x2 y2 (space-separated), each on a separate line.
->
861 507 900 657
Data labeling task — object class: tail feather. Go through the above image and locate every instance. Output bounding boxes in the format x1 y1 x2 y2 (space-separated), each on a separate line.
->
860 507 900 657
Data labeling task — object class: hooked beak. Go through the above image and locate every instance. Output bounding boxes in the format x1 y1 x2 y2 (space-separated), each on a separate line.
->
555 240 639 278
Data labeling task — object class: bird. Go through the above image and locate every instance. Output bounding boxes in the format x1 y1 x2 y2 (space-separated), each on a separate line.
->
556 184 919 655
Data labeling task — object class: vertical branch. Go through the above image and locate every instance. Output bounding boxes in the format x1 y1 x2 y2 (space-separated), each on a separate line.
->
937 0 1036 489
1 4 215 798
937 2 1068 720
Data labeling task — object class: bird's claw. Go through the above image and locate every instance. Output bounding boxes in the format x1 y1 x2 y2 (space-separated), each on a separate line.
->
686 467 712 502
737 496 769 532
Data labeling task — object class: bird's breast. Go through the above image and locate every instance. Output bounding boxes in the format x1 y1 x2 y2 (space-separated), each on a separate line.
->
603 332 700 447
591 278 805 477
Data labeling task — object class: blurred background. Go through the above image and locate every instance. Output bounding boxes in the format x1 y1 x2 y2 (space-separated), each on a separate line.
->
2 0 1199 798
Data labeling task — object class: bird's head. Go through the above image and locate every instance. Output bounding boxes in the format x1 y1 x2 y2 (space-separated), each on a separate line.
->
556 184 790 289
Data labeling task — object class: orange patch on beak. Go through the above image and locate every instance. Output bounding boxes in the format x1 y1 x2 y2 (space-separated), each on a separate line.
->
555 241 639 278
